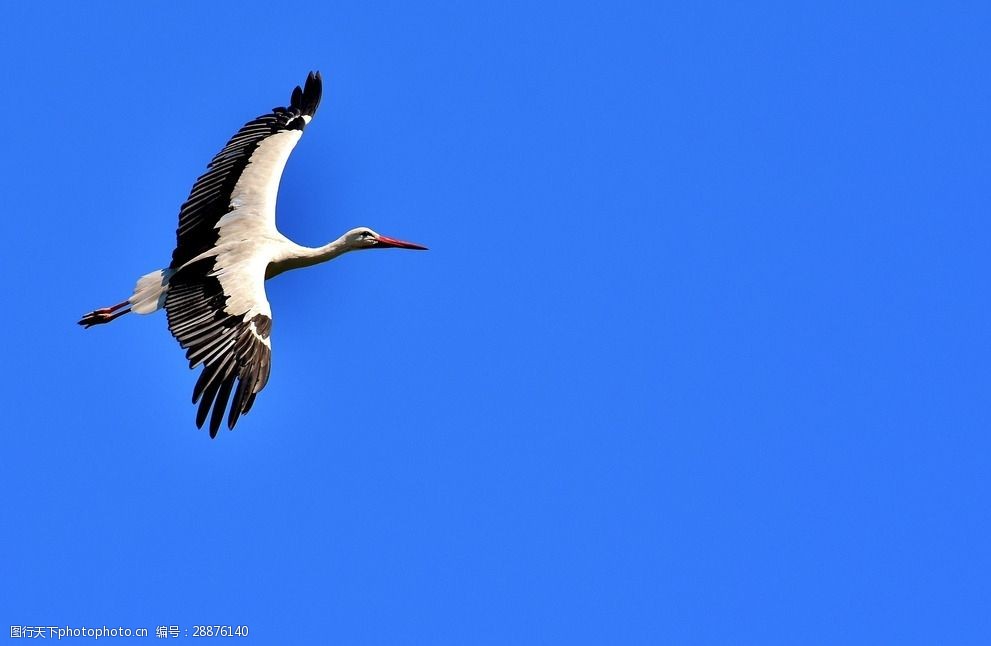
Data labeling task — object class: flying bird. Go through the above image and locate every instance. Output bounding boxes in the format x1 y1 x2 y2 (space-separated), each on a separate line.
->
79 72 427 437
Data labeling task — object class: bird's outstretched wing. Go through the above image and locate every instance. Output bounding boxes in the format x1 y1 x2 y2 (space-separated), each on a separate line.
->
166 256 272 437
164 72 322 436
170 71 322 269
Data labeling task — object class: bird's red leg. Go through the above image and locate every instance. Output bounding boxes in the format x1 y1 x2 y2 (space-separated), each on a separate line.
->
90 300 130 315
105 307 131 322
78 301 132 328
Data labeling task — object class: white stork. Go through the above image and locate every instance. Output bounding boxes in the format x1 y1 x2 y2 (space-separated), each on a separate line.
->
79 72 427 437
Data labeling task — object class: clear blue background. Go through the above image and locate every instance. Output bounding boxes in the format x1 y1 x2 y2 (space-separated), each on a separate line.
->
1 2 988 643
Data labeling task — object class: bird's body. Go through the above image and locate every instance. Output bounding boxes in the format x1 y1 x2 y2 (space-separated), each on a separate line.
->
79 72 426 437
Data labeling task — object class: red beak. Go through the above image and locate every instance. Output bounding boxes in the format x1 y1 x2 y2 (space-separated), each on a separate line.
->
375 234 428 250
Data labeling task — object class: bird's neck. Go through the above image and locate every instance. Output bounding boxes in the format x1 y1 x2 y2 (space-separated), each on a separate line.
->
268 235 352 278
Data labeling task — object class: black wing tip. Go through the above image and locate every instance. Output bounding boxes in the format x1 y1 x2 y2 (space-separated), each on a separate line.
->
290 70 323 118
183 312 272 439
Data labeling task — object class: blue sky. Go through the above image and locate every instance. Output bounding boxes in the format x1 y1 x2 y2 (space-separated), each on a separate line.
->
1 1 988 643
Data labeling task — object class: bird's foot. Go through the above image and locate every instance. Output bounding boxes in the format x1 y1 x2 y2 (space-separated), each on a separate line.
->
79 311 112 328
78 302 131 328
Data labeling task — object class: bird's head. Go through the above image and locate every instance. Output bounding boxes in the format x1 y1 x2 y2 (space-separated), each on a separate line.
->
346 227 428 251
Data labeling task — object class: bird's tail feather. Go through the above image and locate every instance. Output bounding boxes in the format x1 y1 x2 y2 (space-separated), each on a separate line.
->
129 268 174 314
